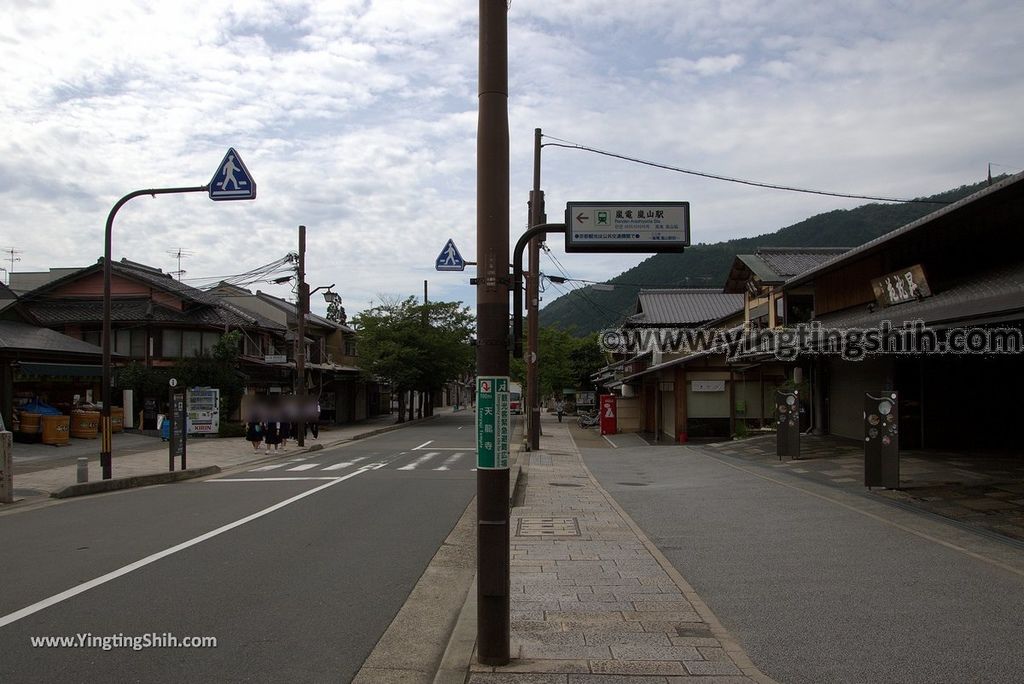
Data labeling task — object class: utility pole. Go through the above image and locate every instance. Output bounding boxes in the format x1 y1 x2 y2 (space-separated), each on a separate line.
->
296 225 308 448
527 128 545 451
477 0 510 666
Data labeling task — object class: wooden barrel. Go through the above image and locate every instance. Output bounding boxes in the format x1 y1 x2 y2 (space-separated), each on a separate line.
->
111 406 124 433
71 411 100 439
41 415 70 445
18 412 41 434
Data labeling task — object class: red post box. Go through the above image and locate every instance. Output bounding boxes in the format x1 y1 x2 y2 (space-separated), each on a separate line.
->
599 394 617 435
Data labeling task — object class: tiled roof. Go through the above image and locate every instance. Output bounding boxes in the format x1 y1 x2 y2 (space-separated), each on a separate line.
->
749 248 851 280
632 289 744 326
0 282 15 299
817 259 1024 329
0 320 105 355
25 300 282 329
725 248 850 292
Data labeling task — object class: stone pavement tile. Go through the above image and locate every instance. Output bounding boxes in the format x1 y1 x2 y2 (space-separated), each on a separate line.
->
520 644 613 660
513 610 547 621
640 621 705 634
513 632 586 647
614 591 686 602
589 660 686 676
585 591 618 602
624 612 702 624
583 631 672 646
697 647 729 661
559 601 635 612
546 611 627 624
469 674 568 684
577 578 642 587
630 601 696 613
514 623 569 638
667 678 756 684
511 599 563 611
609 645 701 661
669 637 721 648
672 623 714 637
497 659 591 674
568 676 671 684
682 660 743 676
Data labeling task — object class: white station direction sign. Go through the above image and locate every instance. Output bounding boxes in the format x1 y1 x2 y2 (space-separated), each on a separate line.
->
565 201 689 253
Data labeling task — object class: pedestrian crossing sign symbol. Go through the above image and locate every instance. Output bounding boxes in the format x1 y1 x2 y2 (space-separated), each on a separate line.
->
435 239 465 272
209 147 256 201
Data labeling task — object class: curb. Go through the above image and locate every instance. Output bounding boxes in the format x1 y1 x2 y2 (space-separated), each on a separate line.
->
431 444 525 683
49 466 222 499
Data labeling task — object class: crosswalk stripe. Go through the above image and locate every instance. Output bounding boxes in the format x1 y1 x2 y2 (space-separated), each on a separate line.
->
399 451 439 470
435 452 464 471
287 463 320 471
322 456 368 471
249 463 288 472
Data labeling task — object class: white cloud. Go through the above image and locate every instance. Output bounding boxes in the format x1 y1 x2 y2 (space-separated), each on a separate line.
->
1 0 1022 321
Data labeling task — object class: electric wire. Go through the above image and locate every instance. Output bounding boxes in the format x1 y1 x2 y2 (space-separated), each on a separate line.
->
541 134 952 205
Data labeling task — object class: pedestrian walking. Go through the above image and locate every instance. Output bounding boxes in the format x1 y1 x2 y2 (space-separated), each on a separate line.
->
556 399 565 423
279 420 291 450
245 420 263 452
308 402 320 439
264 421 281 452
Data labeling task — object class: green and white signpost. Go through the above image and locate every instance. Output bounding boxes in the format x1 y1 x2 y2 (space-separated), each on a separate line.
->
476 376 510 469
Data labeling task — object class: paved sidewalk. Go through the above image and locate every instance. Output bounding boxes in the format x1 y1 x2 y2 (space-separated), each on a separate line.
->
467 416 772 683
4 412 422 501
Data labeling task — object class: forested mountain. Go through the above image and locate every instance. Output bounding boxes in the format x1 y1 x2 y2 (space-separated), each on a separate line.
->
538 179 996 335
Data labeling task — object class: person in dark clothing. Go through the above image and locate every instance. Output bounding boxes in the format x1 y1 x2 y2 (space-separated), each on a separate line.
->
245 421 263 451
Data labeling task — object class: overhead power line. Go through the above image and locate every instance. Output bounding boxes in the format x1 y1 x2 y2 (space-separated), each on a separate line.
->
541 134 951 205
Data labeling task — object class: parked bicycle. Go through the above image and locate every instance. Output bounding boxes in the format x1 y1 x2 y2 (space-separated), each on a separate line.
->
577 410 600 428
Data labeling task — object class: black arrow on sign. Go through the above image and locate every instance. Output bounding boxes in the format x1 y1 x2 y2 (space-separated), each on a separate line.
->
576 213 587 224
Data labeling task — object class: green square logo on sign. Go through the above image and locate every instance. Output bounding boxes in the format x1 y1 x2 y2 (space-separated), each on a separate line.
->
476 376 510 469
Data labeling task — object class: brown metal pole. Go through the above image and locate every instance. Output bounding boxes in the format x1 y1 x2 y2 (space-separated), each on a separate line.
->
477 0 510 666
527 128 545 451
296 225 307 448
102 186 207 480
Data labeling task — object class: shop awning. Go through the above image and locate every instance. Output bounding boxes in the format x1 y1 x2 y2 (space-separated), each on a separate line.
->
14 362 103 379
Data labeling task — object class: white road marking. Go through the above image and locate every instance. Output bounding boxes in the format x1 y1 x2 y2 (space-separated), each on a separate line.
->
399 452 439 470
249 463 288 472
0 469 371 629
210 477 343 482
322 456 368 471
286 463 320 471
413 447 475 451
436 452 465 471
413 440 434 450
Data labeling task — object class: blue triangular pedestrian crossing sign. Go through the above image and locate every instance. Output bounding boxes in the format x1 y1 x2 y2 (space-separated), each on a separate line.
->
435 239 465 272
209 147 256 201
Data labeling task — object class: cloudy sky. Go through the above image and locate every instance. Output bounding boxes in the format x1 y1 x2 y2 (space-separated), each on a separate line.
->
2 0 1022 318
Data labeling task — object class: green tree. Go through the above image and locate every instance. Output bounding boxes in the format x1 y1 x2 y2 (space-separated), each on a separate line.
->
353 296 474 422
569 334 607 391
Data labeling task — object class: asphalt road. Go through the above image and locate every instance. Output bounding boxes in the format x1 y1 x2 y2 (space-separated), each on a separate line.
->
582 444 1024 684
0 412 478 683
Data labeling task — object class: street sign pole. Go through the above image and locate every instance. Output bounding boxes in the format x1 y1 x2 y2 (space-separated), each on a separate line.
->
101 148 255 480
476 0 510 666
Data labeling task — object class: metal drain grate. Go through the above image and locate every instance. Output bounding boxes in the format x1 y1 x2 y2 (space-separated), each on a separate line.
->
516 517 580 537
